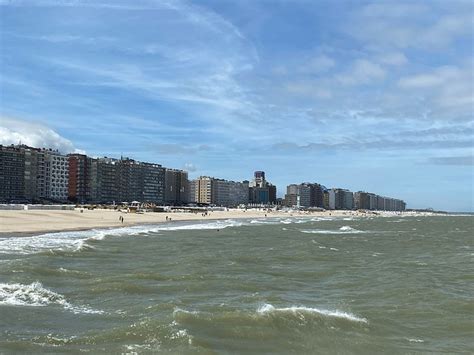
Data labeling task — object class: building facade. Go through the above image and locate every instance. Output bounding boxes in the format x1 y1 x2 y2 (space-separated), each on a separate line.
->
68 154 92 203
189 176 249 206
248 170 277 205
164 168 188 205
0 145 25 202
329 188 353 210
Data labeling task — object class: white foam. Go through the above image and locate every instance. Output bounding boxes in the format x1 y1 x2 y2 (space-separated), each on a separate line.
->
173 307 200 316
0 282 103 314
0 220 248 255
407 338 424 343
256 303 367 323
158 219 245 231
0 227 136 255
300 226 365 235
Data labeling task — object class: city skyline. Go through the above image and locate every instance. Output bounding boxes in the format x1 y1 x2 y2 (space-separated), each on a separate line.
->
1 0 473 212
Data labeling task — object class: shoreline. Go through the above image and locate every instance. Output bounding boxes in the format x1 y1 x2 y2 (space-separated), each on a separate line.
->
0 208 444 237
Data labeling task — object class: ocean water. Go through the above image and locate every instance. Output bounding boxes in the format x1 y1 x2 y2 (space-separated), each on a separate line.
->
0 215 472 353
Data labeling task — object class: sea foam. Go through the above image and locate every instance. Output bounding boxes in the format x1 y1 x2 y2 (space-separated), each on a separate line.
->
256 303 367 323
300 226 365 234
0 220 247 256
0 282 103 314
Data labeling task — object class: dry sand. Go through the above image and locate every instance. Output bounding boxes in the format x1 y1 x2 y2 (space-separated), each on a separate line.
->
0 208 373 235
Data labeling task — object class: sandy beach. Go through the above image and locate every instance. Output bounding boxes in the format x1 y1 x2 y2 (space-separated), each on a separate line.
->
0 208 402 235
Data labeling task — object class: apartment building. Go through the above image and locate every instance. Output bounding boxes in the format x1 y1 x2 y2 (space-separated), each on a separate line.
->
164 168 188 205
0 145 25 202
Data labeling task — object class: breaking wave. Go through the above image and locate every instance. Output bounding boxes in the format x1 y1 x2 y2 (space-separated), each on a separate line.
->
157 219 244 231
0 220 248 256
300 226 365 234
0 282 104 314
256 303 368 323
173 303 367 325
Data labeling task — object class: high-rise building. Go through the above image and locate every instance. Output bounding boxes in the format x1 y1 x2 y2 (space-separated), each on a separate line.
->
284 183 311 207
32 148 69 202
308 183 324 208
189 176 248 206
354 191 405 211
323 189 330 209
248 170 277 205
228 180 249 206
68 154 92 203
90 157 120 203
139 161 165 204
22 146 39 201
164 168 188 205
90 157 164 204
187 179 198 204
329 188 352 210
197 176 213 205
253 171 266 187
0 145 25 202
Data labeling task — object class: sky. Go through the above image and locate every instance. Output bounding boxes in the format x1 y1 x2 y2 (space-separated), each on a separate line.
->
0 0 473 211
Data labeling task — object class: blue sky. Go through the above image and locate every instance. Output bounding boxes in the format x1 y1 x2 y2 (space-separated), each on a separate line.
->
0 0 473 211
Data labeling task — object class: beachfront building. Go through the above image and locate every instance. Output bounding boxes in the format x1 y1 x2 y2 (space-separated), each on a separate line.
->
354 191 369 210
90 157 119 203
354 191 406 211
187 180 198 204
248 170 277 205
323 189 330 209
308 183 325 208
343 190 354 210
214 179 249 206
138 161 165 204
197 176 213 205
68 154 92 203
0 144 70 203
47 150 69 201
33 148 69 202
329 188 353 210
0 145 25 202
23 146 39 201
89 157 165 204
119 158 162 203
188 176 249 206
164 168 188 205
284 183 311 208
228 180 249 206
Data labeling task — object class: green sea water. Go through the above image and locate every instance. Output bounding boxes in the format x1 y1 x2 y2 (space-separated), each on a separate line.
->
0 215 472 354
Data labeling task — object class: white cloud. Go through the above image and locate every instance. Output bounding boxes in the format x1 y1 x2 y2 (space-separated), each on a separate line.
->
299 55 335 74
336 59 386 85
378 52 408 66
183 163 197 172
0 117 79 153
286 82 332 99
398 66 461 88
349 2 472 49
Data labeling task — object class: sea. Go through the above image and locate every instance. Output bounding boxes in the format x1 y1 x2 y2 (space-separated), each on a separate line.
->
0 215 472 354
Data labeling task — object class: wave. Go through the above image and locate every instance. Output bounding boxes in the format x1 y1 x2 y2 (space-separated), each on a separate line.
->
0 217 337 256
0 282 103 314
0 220 247 256
300 226 365 235
173 303 367 324
257 303 367 323
157 219 244 231
406 338 424 343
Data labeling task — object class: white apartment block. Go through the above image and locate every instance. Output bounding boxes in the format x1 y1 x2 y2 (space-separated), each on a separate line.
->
36 149 69 201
